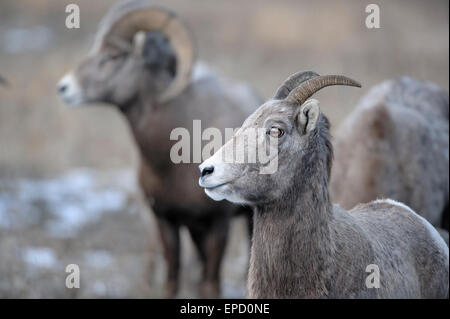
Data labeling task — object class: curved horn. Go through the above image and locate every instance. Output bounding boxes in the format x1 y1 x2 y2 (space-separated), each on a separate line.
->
92 1 195 103
286 75 361 105
273 70 320 100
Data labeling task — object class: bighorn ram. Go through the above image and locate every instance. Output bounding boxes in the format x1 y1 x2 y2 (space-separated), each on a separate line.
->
330 77 449 235
57 1 261 297
199 71 449 298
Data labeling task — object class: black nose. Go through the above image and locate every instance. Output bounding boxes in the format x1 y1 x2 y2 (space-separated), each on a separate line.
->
58 84 67 94
201 165 214 177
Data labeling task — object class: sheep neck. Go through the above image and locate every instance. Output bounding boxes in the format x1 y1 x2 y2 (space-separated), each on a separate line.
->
118 70 173 126
119 90 153 126
249 159 335 298
121 92 174 175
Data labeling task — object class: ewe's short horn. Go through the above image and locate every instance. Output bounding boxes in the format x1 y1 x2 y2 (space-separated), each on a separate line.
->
286 75 361 105
92 0 195 103
273 70 320 100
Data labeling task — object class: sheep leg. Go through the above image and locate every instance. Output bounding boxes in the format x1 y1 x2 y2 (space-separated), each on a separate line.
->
187 223 212 297
202 216 230 298
187 215 229 298
188 224 207 264
155 216 180 298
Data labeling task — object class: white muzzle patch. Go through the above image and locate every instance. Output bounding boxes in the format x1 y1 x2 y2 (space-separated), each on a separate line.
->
57 73 84 106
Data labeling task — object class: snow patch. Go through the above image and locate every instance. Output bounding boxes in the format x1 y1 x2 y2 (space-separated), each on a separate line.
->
84 250 114 269
0 168 138 237
22 247 57 269
1 26 54 53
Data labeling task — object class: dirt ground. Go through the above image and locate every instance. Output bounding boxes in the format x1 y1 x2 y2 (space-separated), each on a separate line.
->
0 0 448 298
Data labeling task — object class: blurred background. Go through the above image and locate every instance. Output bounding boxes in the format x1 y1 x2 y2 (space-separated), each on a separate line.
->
0 0 448 298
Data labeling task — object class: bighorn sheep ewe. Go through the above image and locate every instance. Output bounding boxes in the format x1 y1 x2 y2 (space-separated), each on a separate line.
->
199 71 449 298
331 77 449 233
57 0 261 297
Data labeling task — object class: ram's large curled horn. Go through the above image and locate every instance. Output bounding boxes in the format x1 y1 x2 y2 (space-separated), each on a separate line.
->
286 74 361 106
92 0 195 103
273 70 320 100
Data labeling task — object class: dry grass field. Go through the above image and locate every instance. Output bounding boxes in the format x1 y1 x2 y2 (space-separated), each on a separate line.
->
0 0 448 297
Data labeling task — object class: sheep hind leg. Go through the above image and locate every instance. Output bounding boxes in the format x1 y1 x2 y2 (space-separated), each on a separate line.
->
155 216 180 298
187 223 207 265
187 223 213 297
189 216 230 298
204 215 230 298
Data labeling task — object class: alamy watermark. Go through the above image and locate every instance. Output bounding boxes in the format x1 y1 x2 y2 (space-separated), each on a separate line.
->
365 4 380 29
170 120 279 174
365 264 380 289
65 264 80 289
65 4 380 30
65 4 80 29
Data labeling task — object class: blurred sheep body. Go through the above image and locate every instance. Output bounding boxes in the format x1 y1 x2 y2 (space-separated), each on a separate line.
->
199 71 449 298
330 77 449 231
58 1 261 297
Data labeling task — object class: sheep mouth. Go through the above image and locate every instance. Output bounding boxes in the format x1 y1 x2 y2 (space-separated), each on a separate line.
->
199 167 249 190
203 182 231 202
204 182 229 191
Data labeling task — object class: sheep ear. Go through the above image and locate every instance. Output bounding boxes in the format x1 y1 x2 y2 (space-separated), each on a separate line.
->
297 99 320 134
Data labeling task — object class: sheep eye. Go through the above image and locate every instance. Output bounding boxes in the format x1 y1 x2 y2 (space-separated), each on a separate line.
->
109 52 125 60
268 127 284 138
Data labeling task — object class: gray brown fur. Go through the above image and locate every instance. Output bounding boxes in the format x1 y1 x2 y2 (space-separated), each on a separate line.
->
330 77 449 232
199 72 449 298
